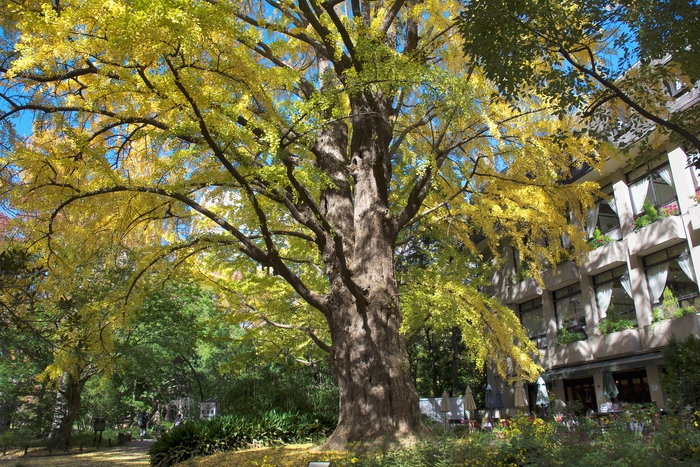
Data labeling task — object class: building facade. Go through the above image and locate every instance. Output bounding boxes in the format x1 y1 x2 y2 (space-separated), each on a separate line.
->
485 87 700 416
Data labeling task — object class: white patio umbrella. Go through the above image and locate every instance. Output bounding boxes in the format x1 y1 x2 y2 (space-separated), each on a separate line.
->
535 377 549 417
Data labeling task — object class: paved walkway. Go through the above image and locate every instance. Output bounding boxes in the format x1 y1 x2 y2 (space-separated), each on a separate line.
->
0 439 155 466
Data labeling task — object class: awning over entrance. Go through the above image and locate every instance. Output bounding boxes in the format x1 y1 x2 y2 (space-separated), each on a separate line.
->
541 352 665 381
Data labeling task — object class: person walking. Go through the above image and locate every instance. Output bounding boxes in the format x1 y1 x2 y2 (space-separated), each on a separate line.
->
173 413 183 429
137 412 149 441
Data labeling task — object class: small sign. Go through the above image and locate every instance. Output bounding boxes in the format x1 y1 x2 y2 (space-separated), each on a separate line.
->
651 384 659 391
94 418 106 432
200 400 217 420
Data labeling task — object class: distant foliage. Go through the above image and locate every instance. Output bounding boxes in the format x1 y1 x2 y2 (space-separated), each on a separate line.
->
148 411 336 466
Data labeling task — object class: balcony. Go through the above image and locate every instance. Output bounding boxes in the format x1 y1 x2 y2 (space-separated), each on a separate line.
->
585 240 628 275
642 313 700 349
589 328 642 359
542 261 580 289
506 278 542 304
688 204 700 231
626 215 686 256
545 339 593 367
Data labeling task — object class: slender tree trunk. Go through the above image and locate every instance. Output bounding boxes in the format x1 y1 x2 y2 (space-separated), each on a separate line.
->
52 373 88 448
425 329 439 397
450 327 461 396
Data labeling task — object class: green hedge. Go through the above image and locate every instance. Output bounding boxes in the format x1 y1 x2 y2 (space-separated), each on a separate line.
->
148 411 336 466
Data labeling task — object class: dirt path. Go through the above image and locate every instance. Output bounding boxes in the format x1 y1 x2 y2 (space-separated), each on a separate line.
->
0 440 155 467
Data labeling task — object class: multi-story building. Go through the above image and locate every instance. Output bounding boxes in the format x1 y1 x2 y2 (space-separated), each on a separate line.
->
486 81 700 416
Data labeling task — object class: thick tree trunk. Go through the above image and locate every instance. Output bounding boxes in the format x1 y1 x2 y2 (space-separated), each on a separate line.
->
324 287 424 448
319 93 425 448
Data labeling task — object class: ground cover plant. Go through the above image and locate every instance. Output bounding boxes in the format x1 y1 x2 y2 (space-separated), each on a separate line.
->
148 411 336 466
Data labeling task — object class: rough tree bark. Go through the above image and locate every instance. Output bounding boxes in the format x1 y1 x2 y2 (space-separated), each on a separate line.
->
52 373 89 448
313 92 425 448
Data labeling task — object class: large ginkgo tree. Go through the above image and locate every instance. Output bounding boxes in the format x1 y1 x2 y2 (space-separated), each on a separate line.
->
0 0 606 447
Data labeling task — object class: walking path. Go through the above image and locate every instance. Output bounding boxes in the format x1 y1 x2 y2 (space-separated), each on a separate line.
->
0 439 154 466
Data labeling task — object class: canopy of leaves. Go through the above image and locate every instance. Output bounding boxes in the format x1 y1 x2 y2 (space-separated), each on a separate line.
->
0 0 609 385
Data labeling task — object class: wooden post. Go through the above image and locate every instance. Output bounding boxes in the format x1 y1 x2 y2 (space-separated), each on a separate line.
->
23 445 28 456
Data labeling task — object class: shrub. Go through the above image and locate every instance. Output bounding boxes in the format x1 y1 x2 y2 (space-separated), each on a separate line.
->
148 411 336 466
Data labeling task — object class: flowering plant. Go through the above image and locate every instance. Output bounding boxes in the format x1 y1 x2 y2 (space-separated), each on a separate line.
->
660 202 679 217
694 190 700 204
587 228 613 248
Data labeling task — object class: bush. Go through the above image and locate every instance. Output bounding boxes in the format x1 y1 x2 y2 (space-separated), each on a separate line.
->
148 411 336 466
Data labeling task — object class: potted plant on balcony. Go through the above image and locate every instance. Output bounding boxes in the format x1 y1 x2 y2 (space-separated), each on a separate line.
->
588 228 614 249
633 200 662 231
508 264 534 285
660 202 680 217
652 287 696 323
556 326 587 345
598 304 636 334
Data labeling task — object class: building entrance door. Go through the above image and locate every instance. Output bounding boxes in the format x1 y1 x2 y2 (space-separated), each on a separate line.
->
612 369 652 404
564 377 596 413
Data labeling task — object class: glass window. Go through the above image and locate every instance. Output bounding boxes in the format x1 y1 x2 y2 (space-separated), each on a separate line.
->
643 243 699 309
519 298 546 350
564 377 596 414
593 265 637 326
594 184 621 239
627 157 677 216
554 283 586 337
613 370 652 404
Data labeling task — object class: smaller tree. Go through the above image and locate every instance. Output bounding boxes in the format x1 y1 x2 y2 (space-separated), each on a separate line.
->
660 334 700 418
458 0 700 162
